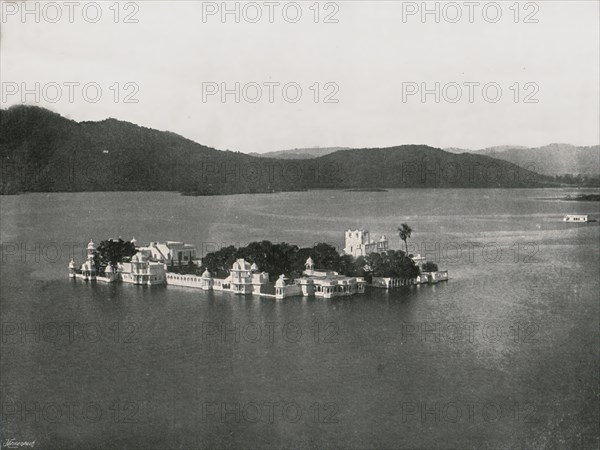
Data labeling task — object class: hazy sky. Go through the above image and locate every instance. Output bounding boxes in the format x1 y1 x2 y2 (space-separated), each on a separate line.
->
1 1 599 153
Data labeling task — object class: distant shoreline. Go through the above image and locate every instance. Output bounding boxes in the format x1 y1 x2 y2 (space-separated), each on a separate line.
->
343 188 388 192
2 186 600 197
559 194 600 202
537 194 600 202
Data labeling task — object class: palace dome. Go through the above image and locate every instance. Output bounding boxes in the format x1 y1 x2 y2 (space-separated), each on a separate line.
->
232 259 251 271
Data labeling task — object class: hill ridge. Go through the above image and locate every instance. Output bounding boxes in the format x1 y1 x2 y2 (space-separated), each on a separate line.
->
1 105 553 194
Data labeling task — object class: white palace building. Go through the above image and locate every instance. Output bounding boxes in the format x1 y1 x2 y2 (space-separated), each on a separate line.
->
168 257 367 300
344 229 389 257
138 241 197 265
69 239 174 286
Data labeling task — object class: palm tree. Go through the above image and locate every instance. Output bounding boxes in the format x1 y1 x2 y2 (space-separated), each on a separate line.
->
398 223 412 255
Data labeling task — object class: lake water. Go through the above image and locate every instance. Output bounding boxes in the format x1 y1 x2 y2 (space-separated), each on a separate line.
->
1 189 599 449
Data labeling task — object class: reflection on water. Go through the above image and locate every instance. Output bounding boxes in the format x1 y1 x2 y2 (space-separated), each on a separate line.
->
1 189 598 449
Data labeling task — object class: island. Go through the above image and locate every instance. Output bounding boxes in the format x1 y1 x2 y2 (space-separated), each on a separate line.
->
68 226 448 299
560 194 600 202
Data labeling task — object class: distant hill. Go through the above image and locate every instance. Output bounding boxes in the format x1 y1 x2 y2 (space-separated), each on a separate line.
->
443 147 471 154
476 144 600 177
315 146 549 189
0 106 552 195
249 147 351 159
478 145 529 153
0 105 274 195
444 144 599 177
445 145 528 154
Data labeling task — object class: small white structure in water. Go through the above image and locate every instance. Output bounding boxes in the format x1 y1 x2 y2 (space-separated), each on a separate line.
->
563 214 589 223
420 270 449 284
295 257 367 299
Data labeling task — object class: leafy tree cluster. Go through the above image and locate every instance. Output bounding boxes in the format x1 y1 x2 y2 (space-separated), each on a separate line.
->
200 245 238 278
200 241 341 281
95 239 136 274
168 258 198 275
363 250 420 279
553 174 600 187
201 241 420 281
422 261 439 272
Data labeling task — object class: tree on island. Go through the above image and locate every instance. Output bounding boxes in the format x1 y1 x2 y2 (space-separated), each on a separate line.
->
422 261 438 272
200 241 343 282
200 245 238 278
199 241 420 282
398 223 412 254
188 258 197 274
235 241 300 280
350 256 369 278
168 258 199 275
364 250 419 279
309 243 342 272
338 254 360 277
96 239 136 274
